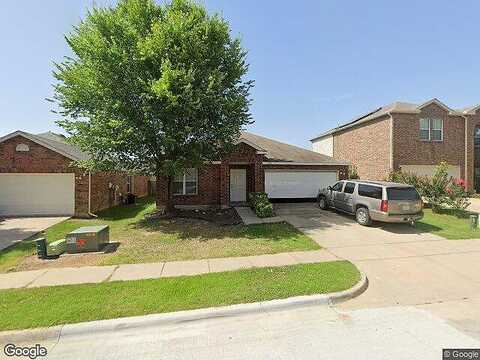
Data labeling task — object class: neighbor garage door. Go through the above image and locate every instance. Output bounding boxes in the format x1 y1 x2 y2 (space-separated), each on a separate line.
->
0 174 75 216
265 170 338 199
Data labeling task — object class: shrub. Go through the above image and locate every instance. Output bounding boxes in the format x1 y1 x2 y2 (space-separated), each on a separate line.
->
446 178 471 212
387 170 429 197
388 162 471 213
348 166 360 179
248 192 274 218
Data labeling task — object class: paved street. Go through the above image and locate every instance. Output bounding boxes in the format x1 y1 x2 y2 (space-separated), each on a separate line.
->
9 305 479 360
0 217 68 251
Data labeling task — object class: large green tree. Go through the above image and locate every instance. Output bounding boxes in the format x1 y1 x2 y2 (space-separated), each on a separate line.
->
53 0 253 212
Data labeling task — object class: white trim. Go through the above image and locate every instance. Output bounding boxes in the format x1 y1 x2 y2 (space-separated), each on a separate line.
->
417 98 453 113
388 113 394 170
88 172 92 214
0 131 79 161
419 118 443 142
263 161 349 166
463 115 468 182
264 168 340 173
464 105 480 114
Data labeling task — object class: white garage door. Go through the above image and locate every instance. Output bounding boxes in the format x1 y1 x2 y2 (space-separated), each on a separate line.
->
0 174 75 216
265 170 338 199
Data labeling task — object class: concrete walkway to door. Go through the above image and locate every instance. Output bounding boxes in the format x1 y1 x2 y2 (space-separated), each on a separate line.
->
0 217 68 252
275 202 480 340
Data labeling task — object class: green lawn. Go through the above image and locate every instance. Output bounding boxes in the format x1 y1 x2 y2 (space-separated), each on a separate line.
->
0 261 359 331
0 197 319 273
417 208 480 239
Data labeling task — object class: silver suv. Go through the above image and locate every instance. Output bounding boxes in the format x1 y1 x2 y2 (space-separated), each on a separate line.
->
317 180 423 226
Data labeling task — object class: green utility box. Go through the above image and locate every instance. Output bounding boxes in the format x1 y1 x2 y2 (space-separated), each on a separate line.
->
47 239 66 257
66 225 110 253
35 238 47 259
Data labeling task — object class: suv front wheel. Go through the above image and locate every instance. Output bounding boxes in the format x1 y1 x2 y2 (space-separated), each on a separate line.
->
356 207 372 226
318 196 328 210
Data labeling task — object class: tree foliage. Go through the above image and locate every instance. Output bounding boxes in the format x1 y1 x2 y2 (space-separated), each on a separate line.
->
53 0 253 183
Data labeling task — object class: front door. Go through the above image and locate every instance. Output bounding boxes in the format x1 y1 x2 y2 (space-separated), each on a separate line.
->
230 169 247 203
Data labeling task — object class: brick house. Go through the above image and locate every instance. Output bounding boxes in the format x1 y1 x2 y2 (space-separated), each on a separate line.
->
155 131 348 209
0 130 149 217
310 98 480 192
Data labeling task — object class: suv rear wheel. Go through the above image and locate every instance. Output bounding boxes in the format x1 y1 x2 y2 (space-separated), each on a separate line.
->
356 207 372 226
318 196 328 210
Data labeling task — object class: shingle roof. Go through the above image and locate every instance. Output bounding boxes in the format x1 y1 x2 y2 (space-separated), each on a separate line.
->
34 132 90 161
2 130 345 165
311 98 479 141
0 130 89 161
240 131 347 165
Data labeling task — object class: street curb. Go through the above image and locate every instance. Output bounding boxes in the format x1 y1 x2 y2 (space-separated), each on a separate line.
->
0 272 368 343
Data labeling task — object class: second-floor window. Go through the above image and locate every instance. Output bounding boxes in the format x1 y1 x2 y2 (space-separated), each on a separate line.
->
419 118 443 141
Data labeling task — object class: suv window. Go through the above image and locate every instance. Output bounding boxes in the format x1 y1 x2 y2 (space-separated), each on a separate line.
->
358 184 382 199
343 182 355 194
331 182 344 191
387 187 420 200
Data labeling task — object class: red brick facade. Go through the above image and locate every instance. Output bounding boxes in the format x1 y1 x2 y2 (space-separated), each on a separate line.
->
326 102 480 191
333 116 391 180
392 104 466 179
0 135 149 217
155 143 348 209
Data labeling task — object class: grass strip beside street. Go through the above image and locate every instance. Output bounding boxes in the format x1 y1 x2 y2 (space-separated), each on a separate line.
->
417 208 480 240
0 261 359 331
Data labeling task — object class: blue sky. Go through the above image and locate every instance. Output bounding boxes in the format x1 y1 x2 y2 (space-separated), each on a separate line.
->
1 1 479 148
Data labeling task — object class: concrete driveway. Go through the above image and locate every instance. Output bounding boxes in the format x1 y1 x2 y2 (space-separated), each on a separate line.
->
0 217 68 251
275 202 480 339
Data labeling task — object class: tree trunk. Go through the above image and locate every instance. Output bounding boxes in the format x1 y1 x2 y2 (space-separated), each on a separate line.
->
165 176 175 214
155 174 174 215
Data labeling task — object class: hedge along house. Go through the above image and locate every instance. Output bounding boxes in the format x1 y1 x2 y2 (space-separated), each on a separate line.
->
0 130 149 217
155 131 349 210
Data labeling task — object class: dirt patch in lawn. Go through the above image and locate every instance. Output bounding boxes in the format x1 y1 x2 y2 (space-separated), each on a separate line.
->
174 208 242 225
5 198 318 272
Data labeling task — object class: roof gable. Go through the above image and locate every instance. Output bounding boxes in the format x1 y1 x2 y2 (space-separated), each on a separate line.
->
417 98 452 113
0 130 88 161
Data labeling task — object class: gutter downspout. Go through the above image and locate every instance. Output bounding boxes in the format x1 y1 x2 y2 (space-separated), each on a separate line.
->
462 115 469 186
387 112 394 171
88 171 97 218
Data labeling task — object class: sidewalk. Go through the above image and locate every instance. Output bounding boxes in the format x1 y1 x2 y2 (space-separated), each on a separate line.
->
0 250 339 290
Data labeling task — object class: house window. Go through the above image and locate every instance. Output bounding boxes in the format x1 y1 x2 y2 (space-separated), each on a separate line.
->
419 118 443 141
419 119 430 140
431 118 443 141
173 168 198 195
126 175 134 193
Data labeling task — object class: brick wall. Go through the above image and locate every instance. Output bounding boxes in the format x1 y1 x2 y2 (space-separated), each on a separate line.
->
466 111 480 191
155 144 263 209
333 116 391 180
392 103 465 180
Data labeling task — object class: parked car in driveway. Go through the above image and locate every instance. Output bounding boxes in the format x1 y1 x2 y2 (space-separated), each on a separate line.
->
317 180 423 226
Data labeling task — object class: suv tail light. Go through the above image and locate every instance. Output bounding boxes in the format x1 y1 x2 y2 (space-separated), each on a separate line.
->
380 200 388 213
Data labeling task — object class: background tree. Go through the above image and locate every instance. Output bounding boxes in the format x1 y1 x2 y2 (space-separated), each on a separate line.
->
53 0 253 213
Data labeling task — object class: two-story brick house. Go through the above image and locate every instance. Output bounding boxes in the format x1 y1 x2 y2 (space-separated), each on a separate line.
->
311 98 480 192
